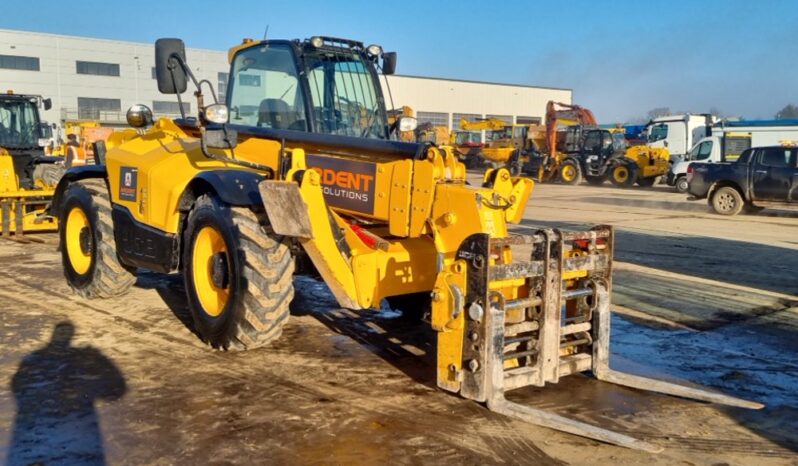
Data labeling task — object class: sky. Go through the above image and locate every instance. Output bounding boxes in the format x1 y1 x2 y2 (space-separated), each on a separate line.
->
2 0 797 122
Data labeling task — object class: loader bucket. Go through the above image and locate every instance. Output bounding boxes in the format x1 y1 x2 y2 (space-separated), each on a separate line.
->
451 226 763 452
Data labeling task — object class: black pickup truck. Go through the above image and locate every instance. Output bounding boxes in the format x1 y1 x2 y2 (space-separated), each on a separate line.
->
687 145 798 215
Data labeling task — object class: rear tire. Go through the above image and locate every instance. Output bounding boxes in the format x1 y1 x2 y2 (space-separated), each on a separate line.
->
711 186 744 216
59 179 136 298
183 194 294 351
675 176 689 193
610 163 637 188
558 159 582 185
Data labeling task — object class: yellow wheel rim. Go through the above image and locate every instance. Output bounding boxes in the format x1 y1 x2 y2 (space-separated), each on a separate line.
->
65 206 92 275
614 166 629 183
192 226 230 317
562 165 576 181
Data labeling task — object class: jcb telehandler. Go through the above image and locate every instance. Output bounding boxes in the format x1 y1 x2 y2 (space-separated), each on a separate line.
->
0 91 60 237
52 35 761 452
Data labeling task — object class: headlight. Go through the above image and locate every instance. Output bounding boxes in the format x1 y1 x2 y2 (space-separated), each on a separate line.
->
398 116 417 132
310 36 324 48
205 104 229 124
366 44 383 56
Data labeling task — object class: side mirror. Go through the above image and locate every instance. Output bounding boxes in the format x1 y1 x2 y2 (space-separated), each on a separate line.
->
154 38 188 94
127 104 154 128
382 52 397 75
203 127 238 150
42 98 52 111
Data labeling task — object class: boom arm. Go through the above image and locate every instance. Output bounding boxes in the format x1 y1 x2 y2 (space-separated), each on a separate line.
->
460 117 507 132
545 101 598 154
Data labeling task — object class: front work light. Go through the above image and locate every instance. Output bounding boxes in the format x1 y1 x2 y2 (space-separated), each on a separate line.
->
205 104 229 124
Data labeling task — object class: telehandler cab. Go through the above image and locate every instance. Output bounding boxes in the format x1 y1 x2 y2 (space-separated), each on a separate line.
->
52 35 762 452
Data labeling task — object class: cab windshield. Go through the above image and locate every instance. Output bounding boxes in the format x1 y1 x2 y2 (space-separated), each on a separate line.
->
487 126 512 141
0 97 41 148
304 48 385 139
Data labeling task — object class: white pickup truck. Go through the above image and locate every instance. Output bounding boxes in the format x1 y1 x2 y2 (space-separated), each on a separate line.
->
667 120 798 192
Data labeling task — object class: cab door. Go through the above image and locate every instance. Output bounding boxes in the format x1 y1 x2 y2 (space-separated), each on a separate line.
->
752 147 797 201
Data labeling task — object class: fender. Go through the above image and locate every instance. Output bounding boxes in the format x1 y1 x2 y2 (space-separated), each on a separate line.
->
184 169 267 209
49 165 108 217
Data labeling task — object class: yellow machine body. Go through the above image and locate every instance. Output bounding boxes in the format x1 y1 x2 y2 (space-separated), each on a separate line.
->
0 149 57 236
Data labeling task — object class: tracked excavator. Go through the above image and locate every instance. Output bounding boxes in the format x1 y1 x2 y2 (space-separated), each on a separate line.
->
51 35 762 452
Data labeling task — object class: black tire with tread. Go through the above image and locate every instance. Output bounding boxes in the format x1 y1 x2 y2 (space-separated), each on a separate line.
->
711 186 744 216
59 179 136 298
183 194 294 351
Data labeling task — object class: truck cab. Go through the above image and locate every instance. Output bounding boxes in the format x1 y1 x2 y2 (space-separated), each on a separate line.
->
643 113 715 164
687 144 798 215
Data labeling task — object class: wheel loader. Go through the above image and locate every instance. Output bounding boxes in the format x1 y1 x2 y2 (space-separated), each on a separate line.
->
0 91 59 237
51 35 762 452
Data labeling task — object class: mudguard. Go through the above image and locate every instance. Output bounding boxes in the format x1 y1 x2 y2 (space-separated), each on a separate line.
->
49 165 108 217
186 170 266 208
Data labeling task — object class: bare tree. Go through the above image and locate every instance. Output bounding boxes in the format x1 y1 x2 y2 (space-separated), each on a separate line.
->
646 107 671 120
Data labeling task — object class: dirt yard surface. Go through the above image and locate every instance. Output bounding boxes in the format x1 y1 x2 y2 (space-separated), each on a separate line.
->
1 180 797 465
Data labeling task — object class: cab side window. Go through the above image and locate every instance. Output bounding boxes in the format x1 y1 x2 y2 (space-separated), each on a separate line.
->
760 148 791 167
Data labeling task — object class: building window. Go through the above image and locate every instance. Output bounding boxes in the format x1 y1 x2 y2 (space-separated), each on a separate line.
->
516 116 542 125
77 97 121 119
152 100 190 115
486 114 513 125
218 72 229 104
0 54 40 71
76 61 120 77
416 111 449 127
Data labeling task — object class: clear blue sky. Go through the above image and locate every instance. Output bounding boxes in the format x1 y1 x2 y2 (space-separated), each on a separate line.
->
3 0 797 122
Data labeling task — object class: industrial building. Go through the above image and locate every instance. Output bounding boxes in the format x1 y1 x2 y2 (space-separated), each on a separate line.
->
0 29 571 137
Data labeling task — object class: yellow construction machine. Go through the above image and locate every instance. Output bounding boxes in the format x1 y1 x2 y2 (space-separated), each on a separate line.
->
0 91 60 237
51 35 762 451
459 117 537 175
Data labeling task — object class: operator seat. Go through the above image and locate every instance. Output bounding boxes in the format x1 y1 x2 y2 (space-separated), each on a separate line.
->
258 98 297 130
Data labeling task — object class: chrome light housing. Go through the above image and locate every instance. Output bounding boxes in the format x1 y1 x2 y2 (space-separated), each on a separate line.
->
204 104 229 124
310 36 324 48
126 104 153 128
366 44 383 57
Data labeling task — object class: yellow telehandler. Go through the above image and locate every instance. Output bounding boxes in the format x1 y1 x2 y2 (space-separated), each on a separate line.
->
0 91 59 237
51 35 761 452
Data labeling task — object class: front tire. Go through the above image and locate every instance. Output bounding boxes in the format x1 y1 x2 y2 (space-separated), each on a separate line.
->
59 179 136 298
183 194 294 351
711 186 744 216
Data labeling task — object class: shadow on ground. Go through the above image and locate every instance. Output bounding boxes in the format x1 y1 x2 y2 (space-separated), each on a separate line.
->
6 321 126 466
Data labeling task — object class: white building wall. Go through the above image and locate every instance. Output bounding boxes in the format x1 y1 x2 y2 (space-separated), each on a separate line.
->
383 75 571 127
0 29 571 134
0 29 228 127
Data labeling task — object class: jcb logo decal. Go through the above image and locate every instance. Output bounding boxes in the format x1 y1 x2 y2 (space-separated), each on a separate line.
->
306 154 376 213
119 167 137 202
